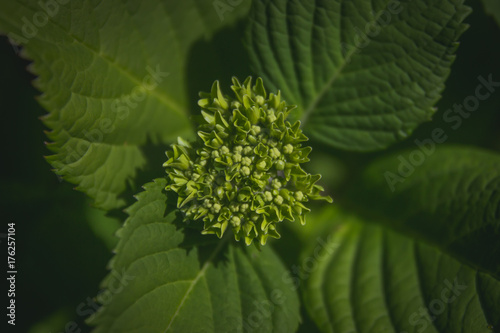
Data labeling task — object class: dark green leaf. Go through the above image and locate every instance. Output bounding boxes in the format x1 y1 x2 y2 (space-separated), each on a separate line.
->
0 0 250 209
303 209 500 333
88 178 300 333
245 0 470 151
350 146 500 279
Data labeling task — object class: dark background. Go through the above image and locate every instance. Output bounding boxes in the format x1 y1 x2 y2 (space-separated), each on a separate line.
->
0 1 499 332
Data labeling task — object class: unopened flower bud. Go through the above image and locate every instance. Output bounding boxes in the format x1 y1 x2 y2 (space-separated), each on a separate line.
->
164 77 332 245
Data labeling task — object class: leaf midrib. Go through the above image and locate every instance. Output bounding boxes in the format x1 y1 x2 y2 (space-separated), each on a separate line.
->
163 236 230 332
300 0 393 125
0 3 186 118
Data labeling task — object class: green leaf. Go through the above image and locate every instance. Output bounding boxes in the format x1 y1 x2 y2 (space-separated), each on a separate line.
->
481 0 500 27
0 0 250 210
245 0 470 151
303 209 500 333
350 146 500 279
88 178 300 333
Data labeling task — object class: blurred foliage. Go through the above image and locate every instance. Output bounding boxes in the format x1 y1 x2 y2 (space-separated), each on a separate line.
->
0 37 118 333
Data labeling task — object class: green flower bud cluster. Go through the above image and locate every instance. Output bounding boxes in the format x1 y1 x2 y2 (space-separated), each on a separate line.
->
164 77 332 245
